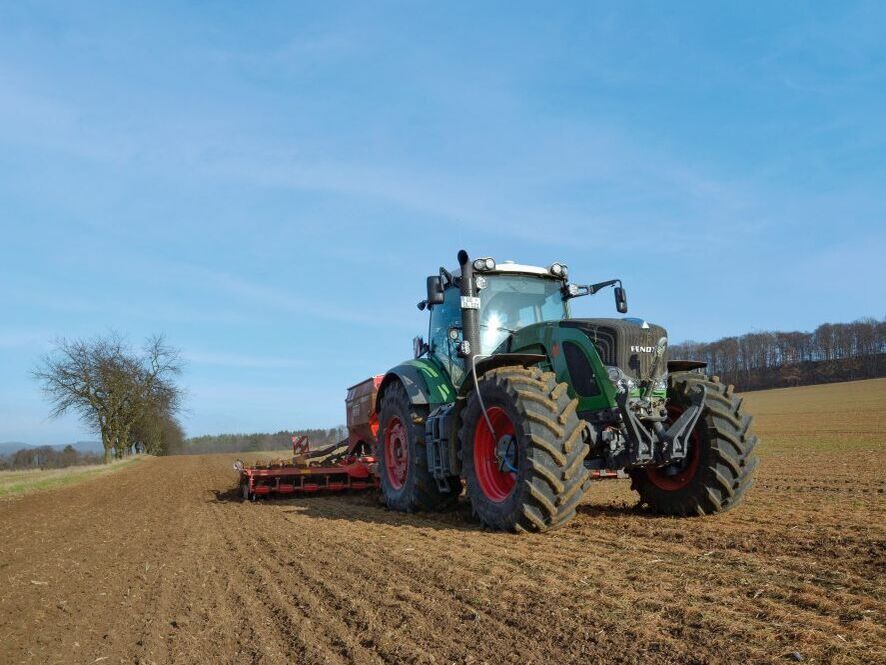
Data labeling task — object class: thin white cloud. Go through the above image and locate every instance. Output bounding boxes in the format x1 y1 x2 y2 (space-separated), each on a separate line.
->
0 58 757 256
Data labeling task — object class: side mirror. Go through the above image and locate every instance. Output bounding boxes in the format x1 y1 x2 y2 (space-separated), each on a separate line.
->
426 276 445 306
614 286 628 313
413 336 428 359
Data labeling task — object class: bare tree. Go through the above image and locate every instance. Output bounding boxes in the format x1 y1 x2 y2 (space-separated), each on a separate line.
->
130 391 185 455
33 333 184 463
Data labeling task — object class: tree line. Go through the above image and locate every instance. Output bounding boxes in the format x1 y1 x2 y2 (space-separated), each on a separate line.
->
182 426 348 455
670 317 885 391
0 445 102 471
34 334 185 463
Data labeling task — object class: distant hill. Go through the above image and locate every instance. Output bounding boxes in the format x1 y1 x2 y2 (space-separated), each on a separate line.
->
0 440 103 458
0 442 29 457
68 441 104 454
182 428 347 455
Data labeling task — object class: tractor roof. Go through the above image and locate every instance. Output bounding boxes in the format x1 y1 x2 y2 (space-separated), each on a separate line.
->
451 261 566 279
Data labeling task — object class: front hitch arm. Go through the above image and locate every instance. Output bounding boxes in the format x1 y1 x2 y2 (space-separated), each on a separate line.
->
616 390 656 464
660 385 707 462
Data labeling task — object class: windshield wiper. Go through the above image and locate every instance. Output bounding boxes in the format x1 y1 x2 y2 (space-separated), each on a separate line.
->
479 323 518 334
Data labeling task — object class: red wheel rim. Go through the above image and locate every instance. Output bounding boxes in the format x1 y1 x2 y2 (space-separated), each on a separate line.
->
473 407 518 502
383 416 408 489
646 404 701 491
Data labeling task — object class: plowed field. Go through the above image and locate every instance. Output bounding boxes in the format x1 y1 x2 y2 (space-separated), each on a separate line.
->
1 379 884 664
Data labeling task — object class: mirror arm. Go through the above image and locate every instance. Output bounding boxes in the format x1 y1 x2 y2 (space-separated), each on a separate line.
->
588 279 621 295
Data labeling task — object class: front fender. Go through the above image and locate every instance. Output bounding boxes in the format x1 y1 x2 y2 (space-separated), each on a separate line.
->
377 358 456 411
456 353 547 398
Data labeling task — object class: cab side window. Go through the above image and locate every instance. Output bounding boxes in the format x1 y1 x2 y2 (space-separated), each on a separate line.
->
429 286 465 385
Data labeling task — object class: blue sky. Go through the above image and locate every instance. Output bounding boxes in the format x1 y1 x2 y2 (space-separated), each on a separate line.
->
1 2 884 444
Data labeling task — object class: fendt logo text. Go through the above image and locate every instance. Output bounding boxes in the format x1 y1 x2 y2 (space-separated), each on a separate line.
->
631 345 655 353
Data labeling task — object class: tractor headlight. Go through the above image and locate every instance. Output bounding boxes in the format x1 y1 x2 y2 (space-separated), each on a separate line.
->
475 275 488 290
473 257 496 272
550 263 567 278
566 283 581 297
606 366 635 394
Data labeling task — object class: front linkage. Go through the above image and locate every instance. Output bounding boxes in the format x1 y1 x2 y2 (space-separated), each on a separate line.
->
610 383 706 469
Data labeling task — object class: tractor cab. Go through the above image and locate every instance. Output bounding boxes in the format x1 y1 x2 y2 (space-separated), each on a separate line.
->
423 262 572 387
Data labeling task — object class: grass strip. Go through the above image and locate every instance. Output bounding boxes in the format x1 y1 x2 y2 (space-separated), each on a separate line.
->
0 456 144 498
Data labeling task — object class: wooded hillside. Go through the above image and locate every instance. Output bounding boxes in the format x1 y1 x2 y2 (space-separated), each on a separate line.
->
670 317 885 391
182 426 349 455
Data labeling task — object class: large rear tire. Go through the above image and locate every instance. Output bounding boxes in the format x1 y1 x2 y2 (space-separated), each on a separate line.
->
377 381 458 512
630 373 758 515
460 366 591 532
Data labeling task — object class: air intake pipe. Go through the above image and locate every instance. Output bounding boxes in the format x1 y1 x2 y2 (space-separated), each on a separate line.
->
457 249 481 363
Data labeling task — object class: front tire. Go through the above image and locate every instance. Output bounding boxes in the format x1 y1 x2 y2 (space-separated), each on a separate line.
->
377 381 458 512
630 373 759 515
460 366 591 532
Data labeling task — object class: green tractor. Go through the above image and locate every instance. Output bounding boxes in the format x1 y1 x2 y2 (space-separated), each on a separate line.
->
376 250 757 532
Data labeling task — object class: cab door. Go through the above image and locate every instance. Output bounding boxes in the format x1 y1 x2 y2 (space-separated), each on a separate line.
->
428 286 466 388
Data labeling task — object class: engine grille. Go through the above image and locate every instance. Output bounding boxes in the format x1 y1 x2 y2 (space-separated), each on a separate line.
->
560 318 668 381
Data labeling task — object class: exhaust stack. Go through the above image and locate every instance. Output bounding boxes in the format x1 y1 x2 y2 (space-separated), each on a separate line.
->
457 249 481 363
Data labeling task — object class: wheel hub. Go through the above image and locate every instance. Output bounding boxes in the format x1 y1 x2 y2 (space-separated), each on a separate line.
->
495 435 518 473
384 416 409 490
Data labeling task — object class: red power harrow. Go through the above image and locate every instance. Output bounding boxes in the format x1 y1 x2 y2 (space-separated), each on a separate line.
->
234 376 384 500
235 435 378 500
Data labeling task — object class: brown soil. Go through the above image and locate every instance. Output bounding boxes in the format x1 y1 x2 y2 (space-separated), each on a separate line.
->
1 379 884 664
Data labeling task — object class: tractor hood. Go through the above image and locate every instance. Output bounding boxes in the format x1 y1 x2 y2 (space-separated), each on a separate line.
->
560 318 669 382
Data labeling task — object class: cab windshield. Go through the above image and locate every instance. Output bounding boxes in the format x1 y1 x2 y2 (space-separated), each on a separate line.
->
479 274 568 353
